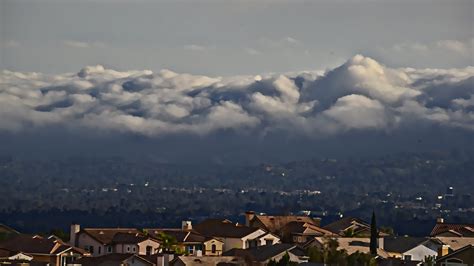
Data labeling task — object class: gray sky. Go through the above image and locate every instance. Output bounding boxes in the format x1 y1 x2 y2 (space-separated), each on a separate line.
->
1 0 473 75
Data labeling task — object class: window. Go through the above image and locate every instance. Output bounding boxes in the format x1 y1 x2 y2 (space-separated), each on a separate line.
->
404 255 412 261
127 246 130 252
266 239 273 246
188 245 194 254
211 244 216 253
98 246 101 254
84 245 94 254
132 247 136 252
107 246 113 253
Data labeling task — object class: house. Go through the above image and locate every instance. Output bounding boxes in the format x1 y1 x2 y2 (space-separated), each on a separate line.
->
0 248 33 265
377 257 423 266
0 234 88 266
382 237 441 262
146 222 224 256
70 224 161 256
245 211 321 236
323 217 373 237
193 219 280 252
309 237 389 257
170 255 245 266
430 219 474 237
279 221 335 244
435 237 474 251
74 253 155 266
222 243 308 265
436 244 474 266
0 224 20 242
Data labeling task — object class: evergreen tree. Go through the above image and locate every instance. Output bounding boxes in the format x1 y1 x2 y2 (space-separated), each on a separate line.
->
370 211 378 256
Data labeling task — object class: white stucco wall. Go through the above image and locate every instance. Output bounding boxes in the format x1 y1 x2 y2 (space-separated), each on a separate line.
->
137 239 161 255
404 244 438 262
257 233 280 246
76 233 104 256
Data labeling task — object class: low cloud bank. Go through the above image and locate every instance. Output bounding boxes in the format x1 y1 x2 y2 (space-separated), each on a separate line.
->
1 55 472 137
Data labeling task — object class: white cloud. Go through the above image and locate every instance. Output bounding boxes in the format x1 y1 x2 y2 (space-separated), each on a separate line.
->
244 48 261 55
183 44 207 51
63 40 106 49
436 39 470 54
0 55 473 137
383 38 473 56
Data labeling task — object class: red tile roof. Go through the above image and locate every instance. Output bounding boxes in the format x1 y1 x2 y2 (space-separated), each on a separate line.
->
80 228 142 245
430 223 474 237
252 215 319 234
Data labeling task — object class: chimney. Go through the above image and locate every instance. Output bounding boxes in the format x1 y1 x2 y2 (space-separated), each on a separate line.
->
437 217 444 224
378 237 384 250
438 245 450 258
245 211 255 227
313 217 322 227
182 221 192 231
70 224 80 246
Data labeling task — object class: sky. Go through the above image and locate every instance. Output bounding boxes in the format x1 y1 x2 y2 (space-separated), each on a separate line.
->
1 0 473 75
0 0 473 164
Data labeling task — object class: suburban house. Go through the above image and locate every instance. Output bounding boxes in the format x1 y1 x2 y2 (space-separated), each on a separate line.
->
0 234 88 266
382 237 442 262
223 243 309 265
431 219 474 237
309 237 389 258
377 257 424 266
436 244 474 266
0 248 33 265
193 219 280 252
74 253 156 266
279 221 335 244
170 255 245 266
245 211 321 235
70 224 161 256
436 237 474 251
0 224 20 240
146 221 224 256
322 217 374 237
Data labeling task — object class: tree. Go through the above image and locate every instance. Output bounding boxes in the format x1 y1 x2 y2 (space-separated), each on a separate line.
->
370 211 378 256
424 255 435 266
157 232 179 253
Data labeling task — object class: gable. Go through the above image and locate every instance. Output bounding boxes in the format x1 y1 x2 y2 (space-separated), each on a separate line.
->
78 231 103 246
241 229 267 241
7 252 33 261
404 244 438 257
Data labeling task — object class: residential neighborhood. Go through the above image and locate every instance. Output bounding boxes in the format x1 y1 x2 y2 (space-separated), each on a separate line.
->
1 214 473 266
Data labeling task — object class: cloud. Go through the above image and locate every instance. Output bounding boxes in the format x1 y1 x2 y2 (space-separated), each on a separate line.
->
63 40 106 49
382 38 473 56
183 44 207 51
0 55 473 139
436 39 471 54
258 36 302 48
244 48 261 55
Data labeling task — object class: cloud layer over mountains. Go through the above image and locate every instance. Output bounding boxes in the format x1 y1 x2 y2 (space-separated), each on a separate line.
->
1 55 473 162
